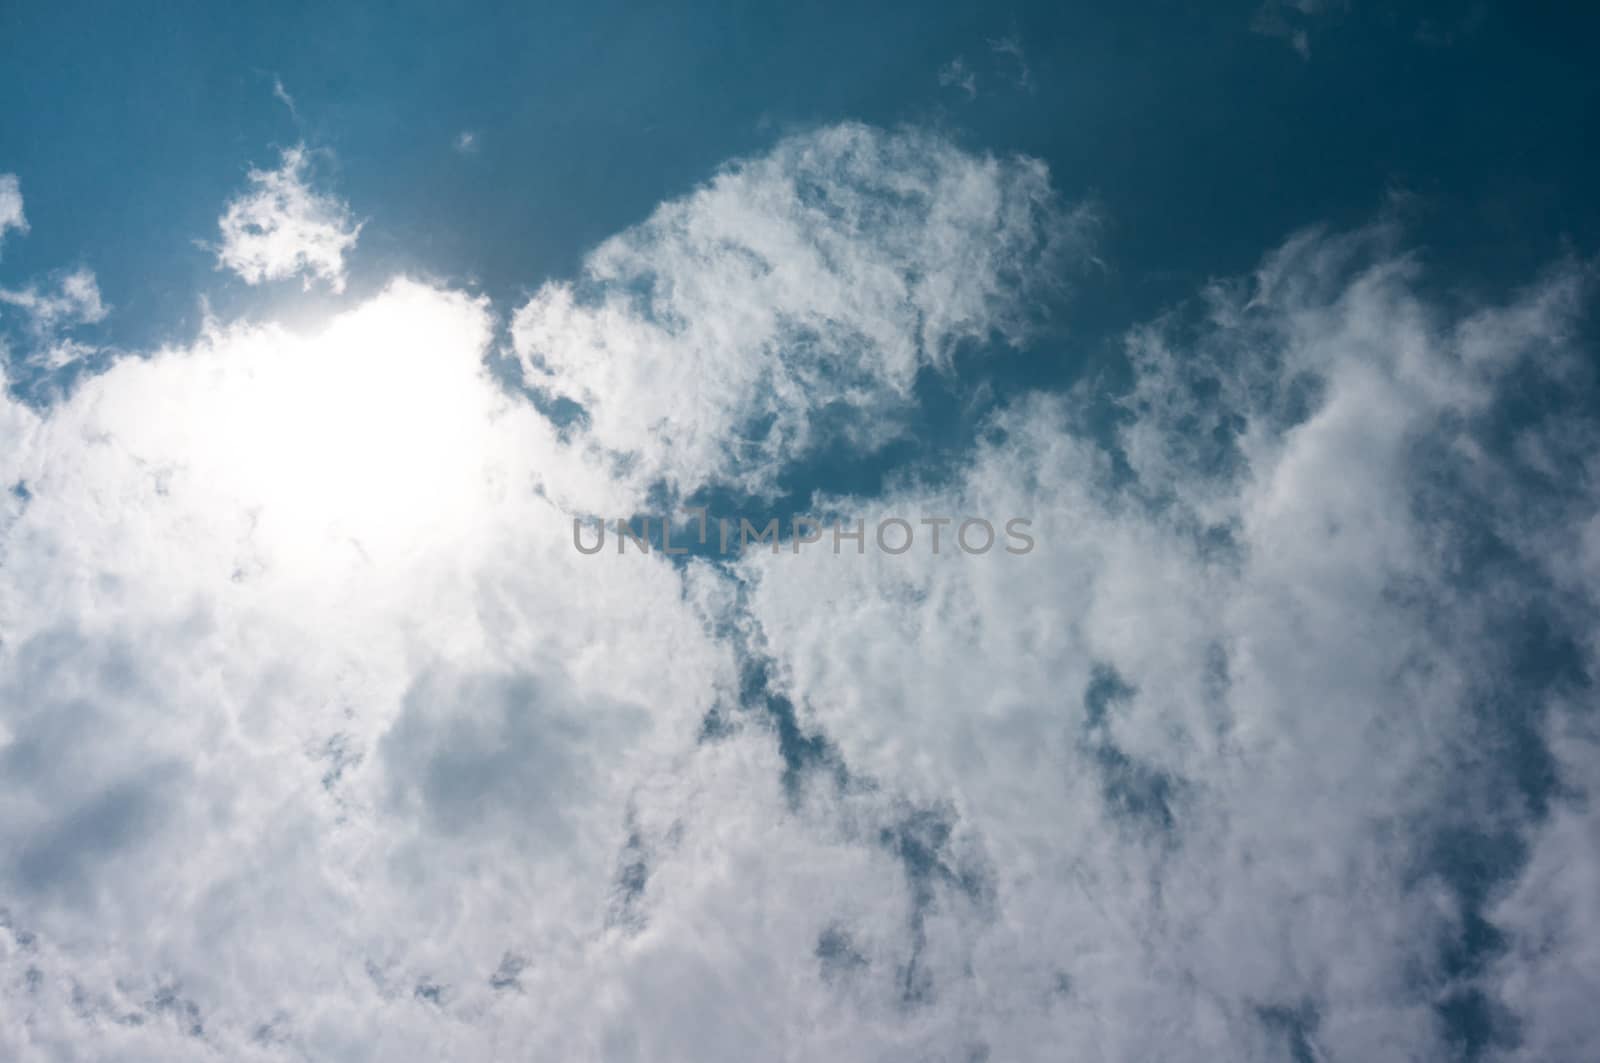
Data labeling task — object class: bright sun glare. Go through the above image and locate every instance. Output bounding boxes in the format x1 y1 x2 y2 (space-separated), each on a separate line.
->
189 284 496 570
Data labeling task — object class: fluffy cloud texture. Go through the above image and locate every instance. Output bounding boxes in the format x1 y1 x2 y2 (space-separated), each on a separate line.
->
0 280 728 1061
0 268 106 335
512 123 1094 500
739 226 1599 1060
0 176 109 376
0 125 1596 1062
214 146 362 293
0 268 107 374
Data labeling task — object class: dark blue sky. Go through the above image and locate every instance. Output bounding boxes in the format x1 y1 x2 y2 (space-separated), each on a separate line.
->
3 0 1595 365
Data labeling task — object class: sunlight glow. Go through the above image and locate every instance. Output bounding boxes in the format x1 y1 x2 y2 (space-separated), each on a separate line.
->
192 282 497 571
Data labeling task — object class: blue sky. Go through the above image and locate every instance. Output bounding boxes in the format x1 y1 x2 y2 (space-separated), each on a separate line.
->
5 1 1596 352
1 3 1598 1061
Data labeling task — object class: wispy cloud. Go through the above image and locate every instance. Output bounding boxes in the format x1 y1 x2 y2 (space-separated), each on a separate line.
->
0 267 105 335
0 173 27 257
938 56 977 99
271 76 300 124
213 145 362 293
1251 0 1347 59
0 266 108 373
988 33 1034 91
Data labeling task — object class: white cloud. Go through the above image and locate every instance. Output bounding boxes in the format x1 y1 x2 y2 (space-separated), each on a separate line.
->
0 125 1594 1061
1486 707 1600 1062
511 123 1095 500
0 267 108 373
271 77 300 124
0 267 106 334
738 226 1599 1059
214 145 362 293
0 279 736 1060
0 174 26 256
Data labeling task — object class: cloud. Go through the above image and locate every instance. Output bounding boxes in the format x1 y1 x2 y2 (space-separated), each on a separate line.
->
0 278 734 1060
1486 707 1600 1061
0 124 1596 1061
938 57 977 99
940 37 1033 101
0 174 25 256
214 145 362 293
380 666 649 842
511 123 1094 500
988 34 1033 92
0 267 107 335
271 77 300 124
1251 0 1347 59
737 226 1598 1059
0 267 108 374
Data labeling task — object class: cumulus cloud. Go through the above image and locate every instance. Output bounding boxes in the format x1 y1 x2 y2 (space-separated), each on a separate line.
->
511 123 1094 500
0 279 733 1061
0 124 1596 1062
214 145 362 293
738 226 1598 1059
0 174 25 256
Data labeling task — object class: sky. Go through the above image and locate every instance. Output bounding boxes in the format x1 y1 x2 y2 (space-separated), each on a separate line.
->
0 2 1597 1061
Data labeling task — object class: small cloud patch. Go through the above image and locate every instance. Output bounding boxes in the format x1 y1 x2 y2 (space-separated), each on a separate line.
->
214 145 361 293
